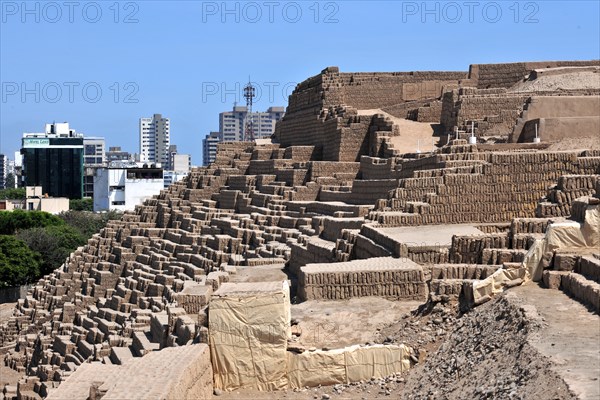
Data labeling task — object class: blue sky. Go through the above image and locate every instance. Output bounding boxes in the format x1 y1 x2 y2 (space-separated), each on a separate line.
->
1 0 599 165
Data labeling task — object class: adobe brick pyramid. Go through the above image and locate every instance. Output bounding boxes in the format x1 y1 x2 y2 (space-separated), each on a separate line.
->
1 60 599 399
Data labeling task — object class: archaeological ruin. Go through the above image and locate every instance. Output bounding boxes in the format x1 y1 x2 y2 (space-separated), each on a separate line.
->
1 60 599 399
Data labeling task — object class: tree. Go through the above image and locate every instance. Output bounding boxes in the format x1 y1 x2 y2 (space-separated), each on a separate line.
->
69 198 93 211
59 210 122 238
5 173 16 189
0 187 26 200
16 225 86 276
0 235 41 287
0 210 64 235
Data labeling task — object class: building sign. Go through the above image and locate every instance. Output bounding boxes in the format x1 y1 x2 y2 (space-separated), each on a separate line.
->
23 138 50 148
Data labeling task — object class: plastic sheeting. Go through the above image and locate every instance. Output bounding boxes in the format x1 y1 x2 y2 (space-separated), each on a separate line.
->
472 204 599 304
209 281 291 391
472 264 528 305
287 344 412 389
546 205 599 251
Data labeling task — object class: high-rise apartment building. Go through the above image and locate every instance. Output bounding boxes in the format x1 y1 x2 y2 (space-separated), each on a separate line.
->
201 106 284 166
202 132 221 166
219 106 284 142
139 114 170 165
106 146 135 164
0 154 6 189
83 137 106 166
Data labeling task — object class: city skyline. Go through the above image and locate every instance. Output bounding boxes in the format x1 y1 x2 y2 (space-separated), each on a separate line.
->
1 1 599 165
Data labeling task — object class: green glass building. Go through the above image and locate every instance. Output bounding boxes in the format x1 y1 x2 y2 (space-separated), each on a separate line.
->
21 135 84 199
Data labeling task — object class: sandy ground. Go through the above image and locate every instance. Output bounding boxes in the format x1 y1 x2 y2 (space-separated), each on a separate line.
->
547 137 600 151
509 69 600 92
291 297 422 349
357 109 441 154
375 224 485 248
229 264 289 284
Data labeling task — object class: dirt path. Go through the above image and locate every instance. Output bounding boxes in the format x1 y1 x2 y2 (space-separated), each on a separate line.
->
510 284 600 400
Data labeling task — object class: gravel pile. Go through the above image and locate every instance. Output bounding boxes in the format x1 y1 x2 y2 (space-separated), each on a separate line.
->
401 293 576 400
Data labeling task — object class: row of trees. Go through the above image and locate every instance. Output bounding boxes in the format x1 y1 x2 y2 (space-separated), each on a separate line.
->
0 210 121 288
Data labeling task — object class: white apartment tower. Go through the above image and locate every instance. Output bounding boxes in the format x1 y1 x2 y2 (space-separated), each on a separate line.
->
219 106 284 142
139 114 170 165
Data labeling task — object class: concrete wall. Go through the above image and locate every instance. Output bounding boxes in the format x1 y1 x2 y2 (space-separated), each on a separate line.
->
0 285 32 303
26 197 70 214
94 169 163 212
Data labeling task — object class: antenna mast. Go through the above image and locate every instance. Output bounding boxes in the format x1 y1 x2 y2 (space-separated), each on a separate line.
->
243 78 256 142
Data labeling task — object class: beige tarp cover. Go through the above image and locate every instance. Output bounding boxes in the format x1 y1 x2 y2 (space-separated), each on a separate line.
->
472 204 599 304
209 281 290 391
287 344 412 389
546 205 599 251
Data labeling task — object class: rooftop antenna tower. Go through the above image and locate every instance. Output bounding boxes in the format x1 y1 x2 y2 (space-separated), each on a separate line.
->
243 77 256 142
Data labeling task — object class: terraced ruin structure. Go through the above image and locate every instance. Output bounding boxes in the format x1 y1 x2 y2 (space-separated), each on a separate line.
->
1 60 599 400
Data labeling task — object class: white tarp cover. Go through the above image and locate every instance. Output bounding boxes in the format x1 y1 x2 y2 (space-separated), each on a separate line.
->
472 204 599 304
287 344 412 389
209 281 290 391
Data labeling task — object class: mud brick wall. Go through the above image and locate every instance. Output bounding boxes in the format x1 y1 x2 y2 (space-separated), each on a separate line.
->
560 272 600 312
288 237 336 276
406 246 449 265
428 264 500 282
335 117 372 161
308 161 360 180
283 146 320 161
537 175 600 217
298 257 427 301
412 100 444 123
360 156 395 180
469 60 600 89
381 99 435 119
349 179 399 205
480 248 527 264
274 109 370 162
333 72 465 108
449 234 509 264
510 218 554 235
320 217 364 242
577 256 600 283
440 88 528 135
277 67 466 161
376 150 600 226
275 168 308 186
